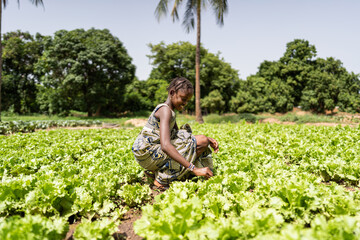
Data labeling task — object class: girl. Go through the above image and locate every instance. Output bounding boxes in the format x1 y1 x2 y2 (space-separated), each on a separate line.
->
132 77 219 189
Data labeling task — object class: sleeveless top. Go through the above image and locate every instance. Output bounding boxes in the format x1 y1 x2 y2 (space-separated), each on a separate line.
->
132 103 213 184
132 104 176 158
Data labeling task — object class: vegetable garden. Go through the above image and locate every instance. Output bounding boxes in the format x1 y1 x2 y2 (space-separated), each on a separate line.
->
1 122 360 239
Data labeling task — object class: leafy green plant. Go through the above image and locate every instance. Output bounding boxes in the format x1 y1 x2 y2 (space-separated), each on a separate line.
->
0 215 68 240
2 123 360 239
117 183 152 207
0 120 102 135
73 218 118 240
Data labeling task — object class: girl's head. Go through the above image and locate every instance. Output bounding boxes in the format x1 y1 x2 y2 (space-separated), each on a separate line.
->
167 77 193 111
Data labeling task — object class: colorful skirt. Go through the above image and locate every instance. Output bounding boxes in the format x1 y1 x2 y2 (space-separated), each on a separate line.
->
132 124 213 185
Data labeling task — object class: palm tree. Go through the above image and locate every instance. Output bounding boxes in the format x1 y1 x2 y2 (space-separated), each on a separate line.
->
155 0 228 123
0 0 44 121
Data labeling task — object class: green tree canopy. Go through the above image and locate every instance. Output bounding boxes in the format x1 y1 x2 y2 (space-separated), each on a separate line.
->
1 30 44 114
36 28 135 116
0 0 44 121
123 78 168 112
148 41 240 112
231 39 360 114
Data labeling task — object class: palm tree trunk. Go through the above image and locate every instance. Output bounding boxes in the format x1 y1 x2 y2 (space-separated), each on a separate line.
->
0 2 3 122
195 1 204 123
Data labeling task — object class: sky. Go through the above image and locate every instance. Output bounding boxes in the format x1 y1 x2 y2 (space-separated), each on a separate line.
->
3 0 360 80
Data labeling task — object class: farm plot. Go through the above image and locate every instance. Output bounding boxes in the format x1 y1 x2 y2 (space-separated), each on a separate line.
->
1 124 360 239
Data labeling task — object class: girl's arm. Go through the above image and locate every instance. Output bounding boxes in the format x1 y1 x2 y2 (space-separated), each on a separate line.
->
156 107 213 178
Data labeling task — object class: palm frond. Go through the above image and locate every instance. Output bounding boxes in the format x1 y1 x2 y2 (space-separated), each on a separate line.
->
2 0 44 9
155 0 169 21
170 0 183 22
29 0 44 6
210 0 228 25
182 0 196 33
2 0 9 8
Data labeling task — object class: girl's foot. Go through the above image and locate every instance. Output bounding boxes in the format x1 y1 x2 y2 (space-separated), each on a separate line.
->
153 179 169 191
144 170 155 179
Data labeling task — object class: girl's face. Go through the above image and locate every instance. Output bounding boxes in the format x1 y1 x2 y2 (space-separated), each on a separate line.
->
171 88 193 111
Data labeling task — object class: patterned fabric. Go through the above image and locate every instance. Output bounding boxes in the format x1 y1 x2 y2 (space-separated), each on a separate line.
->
132 104 213 185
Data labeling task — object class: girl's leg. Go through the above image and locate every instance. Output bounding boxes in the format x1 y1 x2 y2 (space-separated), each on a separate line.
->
194 135 210 157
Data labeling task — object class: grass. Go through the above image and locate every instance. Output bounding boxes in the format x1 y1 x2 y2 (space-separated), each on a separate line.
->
0 110 152 125
1 110 359 126
276 113 340 124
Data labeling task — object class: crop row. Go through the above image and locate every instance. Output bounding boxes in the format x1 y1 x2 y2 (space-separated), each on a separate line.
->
0 120 102 135
1 123 360 239
135 123 360 239
0 128 143 239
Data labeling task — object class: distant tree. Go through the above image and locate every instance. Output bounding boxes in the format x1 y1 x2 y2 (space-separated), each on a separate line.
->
244 39 360 114
201 89 225 114
1 31 44 113
123 78 168 112
230 76 272 113
337 72 360 113
0 0 44 121
36 28 135 116
155 0 228 123
278 39 317 105
148 41 240 112
123 79 152 112
256 60 295 113
299 57 340 113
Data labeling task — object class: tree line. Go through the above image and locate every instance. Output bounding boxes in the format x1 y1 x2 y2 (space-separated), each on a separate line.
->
1 29 359 117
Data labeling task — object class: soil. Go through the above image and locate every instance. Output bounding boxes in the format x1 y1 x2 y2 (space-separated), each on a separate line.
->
63 222 80 240
114 188 162 240
259 118 282 124
37 123 124 132
124 119 147 127
114 209 143 240
63 178 163 240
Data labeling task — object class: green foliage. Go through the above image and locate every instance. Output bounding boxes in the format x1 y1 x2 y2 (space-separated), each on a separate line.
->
123 78 168 112
204 113 258 123
135 123 360 239
117 183 152 207
0 215 68 240
35 28 136 116
232 39 360 114
0 120 101 135
1 31 45 114
148 41 240 112
73 219 118 240
2 124 360 238
201 90 225 114
0 128 142 218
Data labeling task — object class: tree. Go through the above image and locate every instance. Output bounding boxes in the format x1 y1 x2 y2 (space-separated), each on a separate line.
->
155 0 228 123
248 39 360 114
0 0 44 121
123 78 169 112
1 31 43 113
36 28 135 116
278 39 317 105
201 89 225 114
148 41 240 112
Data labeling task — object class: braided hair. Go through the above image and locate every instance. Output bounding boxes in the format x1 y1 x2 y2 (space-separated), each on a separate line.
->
167 77 194 93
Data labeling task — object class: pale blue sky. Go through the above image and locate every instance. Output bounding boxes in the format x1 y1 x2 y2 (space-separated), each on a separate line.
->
3 0 360 80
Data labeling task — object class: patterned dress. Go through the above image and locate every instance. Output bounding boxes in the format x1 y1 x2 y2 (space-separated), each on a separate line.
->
132 103 213 185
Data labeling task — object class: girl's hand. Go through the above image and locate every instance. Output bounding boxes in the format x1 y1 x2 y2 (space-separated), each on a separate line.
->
208 137 219 153
193 167 213 179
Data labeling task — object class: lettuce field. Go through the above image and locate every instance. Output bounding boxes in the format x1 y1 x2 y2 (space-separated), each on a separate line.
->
1 123 360 239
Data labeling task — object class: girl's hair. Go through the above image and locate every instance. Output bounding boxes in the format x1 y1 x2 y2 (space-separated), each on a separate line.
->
167 77 194 93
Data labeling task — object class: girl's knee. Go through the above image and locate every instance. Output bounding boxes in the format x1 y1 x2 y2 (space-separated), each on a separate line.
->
195 135 209 156
195 135 209 148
